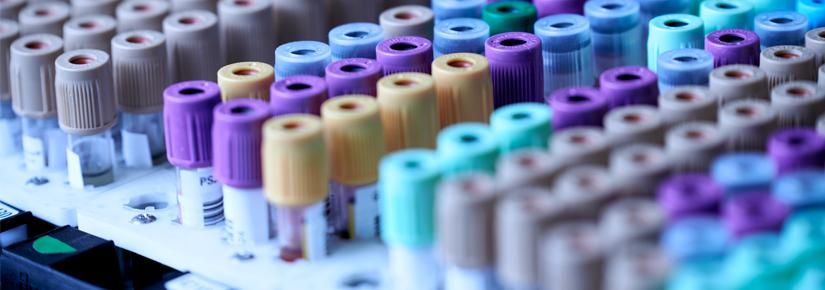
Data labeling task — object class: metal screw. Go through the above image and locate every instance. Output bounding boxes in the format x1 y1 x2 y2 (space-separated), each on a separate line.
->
232 251 255 261
130 213 157 224
25 176 49 186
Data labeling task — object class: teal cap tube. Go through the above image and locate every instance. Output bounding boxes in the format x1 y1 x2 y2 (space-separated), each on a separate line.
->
722 233 787 290
666 258 725 290
647 14 704 72
490 103 552 153
379 149 441 247
798 0 825 30
437 122 499 177
795 261 825 290
780 210 825 272
699 0 754 34
750 0 795 16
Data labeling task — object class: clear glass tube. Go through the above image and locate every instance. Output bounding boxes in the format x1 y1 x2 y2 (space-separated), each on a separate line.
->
176 167 224 228
22 116 65 171
0 100 20 156
330 181 379 239
276 201 327 262
67 130 115 187
122 112 166 165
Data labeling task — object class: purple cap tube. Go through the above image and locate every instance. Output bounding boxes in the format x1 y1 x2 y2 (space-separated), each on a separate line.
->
723 193 790 239
548 87 608 131
485 32 543 108
599 66 659 108
657 174 723 222
325 58 381 98
163 81 222 169
705 29 761 67
269 75 328 117
212 98 270 188
767 128 825 175
376 36 433 76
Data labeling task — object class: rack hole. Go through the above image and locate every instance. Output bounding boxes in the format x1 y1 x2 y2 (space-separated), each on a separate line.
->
124 193 169 211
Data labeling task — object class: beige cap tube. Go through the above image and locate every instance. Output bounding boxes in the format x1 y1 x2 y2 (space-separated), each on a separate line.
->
0 20 18 102
379 5 434 40
760 45 817 90
665 121 726 173
604 105 665 148
10 33 63 118
377 72 439 152
217 61 275 102
609 144 670 197
496 149 562 192
115 0 170 33
770 81 825 129
554 165 616 220
18 1 70 36
112 30 168 114
718 99 776 152
658 86 717 129
550 126 610 169
262 114 329 207
599 198 664 251
709 64 769 105
55 49 117 136
322 95 385 186
605 243 672 290
432 53 494 128
541 221 604 290
437 173 497 268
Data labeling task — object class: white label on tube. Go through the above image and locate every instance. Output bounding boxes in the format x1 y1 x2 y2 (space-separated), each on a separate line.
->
303 202 327 261
22 135 45 171
66 148 84 189
122 130 153 169
354 184 379 239
178 168 224 228
223 186 270 246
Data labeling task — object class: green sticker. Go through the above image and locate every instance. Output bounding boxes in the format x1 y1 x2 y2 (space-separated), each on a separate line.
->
32 235 76 254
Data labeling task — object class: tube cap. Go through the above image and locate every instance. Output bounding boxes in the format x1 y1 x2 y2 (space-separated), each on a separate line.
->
433 18 489 57
541 222 604 290
548 87 608 131
328 22 383 60
217 0 273 64
534 0 585 18
768 128 825 175
806 28 825 67
657 174 723 222
646 14 704 72
709 64 770 104
115 0 170 32
609 144 670 197
111 30 167 114
534 14 595 95
322 96 384 185
662 216 729 261
600 198 664 250
490 103 551 153
711 153 776 195
263 114 328 206
170 0 216 13
379 5 434 40
0 20 18 101
377 73 438 152
550 126 610 168
705 29 761 67
605 243 671 290
780 209 825 267
554 165 614 220
665 121 726 173
376 36 433 75
773 171 825 210
325 58 381 98
437 123 499 177
217 62 274 102
771 81 825 128
163 81 221 169
754 12 808 48
600 66 659 108
658 86 717 128
432 0 485 21
437 173 497 267
584 0 640 34
799 0 825 30
482 1 537 35
63 15 116 53
274 41 331 80
55 49 117 136
718 99 776 151
485 32 543 107
722 233 785 289
71 0 119 17
378 149 440 247
0 0 25 21
9 33 62 118
604 105 664 148
760 45 817 89
18 1 70 36
723 192 790 239
698 0 753 34
212 99 270 188
163 10 221 83
496 149 561 192
269 75 327 116
432 53 494 128
656 49 714 90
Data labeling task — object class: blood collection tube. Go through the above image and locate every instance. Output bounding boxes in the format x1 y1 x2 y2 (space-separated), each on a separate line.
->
18 1 70 36
115 0 170 33
433 18 489 57
532 0 583 18
482 1 537 36
274 41 331 80
71 0 118 17
490 103 551 153
661 216 729 261
604 105 664 148
646 14 704 72
658 86 717 128
376 36 433 75
723 193 790 239
55 49 118 188
272 0 326 43
754 12 808 49
550 126 610 168
656 49 714 92
637 0 690 54
164 10 221 83
599 199 664 251
263 114 329 261
773 171 825 210
760 45 817 90
711 153 776 195
437 123 499 177
797 0 825 29
718 99 776 152
379 5 434 40
781 210 825 270
10 34 66 172
698 0 753 34
609 144 670 197
485 32 543 108
600 66 658 108
768 128 825 175
326 0 379 27
218 0 274 64
377 73 438 152
584 0 644 74
214 99 271 247
164 81 223 228
432 53 494 128
63 15 116 54
709 64 769 104
705 29 761 67
378 149 441 290
548 87 608 131
170 0 216 13
534 14 594 96
0 20 18 156
541 222 604 290
496 149 561 192
771 81 825 128
750 0 794 15
806 28 825 67
432 0 485 22
657 174 723 222
0 0 25 21
665 121 726 173
605 243 671 290
554 165 615 220
216 62 274 102
328 22 383 61
438 173 497 290
721 233 785 290
112 30 168 168
325 58 381 98
269 75 327 117
322 96 383 240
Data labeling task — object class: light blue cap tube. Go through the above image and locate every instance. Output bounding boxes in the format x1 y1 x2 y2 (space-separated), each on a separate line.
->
754 12 809 49
721 233 787 290
798 0 825 30
534 14 595 96
780 210 825 274
773 170 825 210
637 0 690 66
710 153 776 196
585 0 644 74
750 0 796 16
699 0 754 34
661 216 729 261
490 103 552 154
379 149 441 247
647 14 704 72
436 122 499 178
657 49 714 92
666 258 726 290
274 41 331 80
328 22 383 61
433 18 489 57
432 0 485 22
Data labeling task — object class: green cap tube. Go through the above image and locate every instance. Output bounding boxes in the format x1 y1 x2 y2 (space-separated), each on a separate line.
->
437 122 499 178
482 1 537 36
699 0 754 34
490 103 552 154
647 14 704 72
379 149 441 247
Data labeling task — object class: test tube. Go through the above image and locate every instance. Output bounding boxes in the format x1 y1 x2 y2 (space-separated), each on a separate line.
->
773 171 825 210
771 81 825 128
432 0 485 22
550 126 610 168
377 73 439 152
534 14 595 96
112 30 168 168
376 36 433 75
600 66 659 108
585 0 644 74
214 99 271 247
711 153 776 195
164 10 221 83
721 233 785 290
485 32 543 108
10 34 66 172
170 0 216 13
325 58 381 98
490 103 551 153
604 105 665 148
326 0 379 27
806 28 825 67
432 53 494 128
698 0 753 34
216 62 275 102
18 1 70 36
0 20 19 156
760 45 817 90
750 0 795 15
605 243 672 290
274 41 331 80
482 1 537 35
658 86 717 128
705 29 761 67
71 0 118 17
269 75 327 116
115 0 170 33
609 144 670 197
798 0 825 30
554 165 615 220
496 149 561 192
797 261 825 290
327 22 383 61
768 128 825 175
378 149 441 290
263 114 329 261
657 174 723 222
0 0 25 21
437 123 498 178
322 96 383 239
63 15 116 54
433 18 489 57
665 121 726 173
272 0 326 42
438 173 497 290
656 49 714 92
163 81 223 228
379 5 434 40
646 14 704 72
754 12 808 49
661 216 729 261
718 99 776 151
723 193 790 239
55 49 118 188
218 0 274 64
599 198 665 251
533 0 585 18
709 64 770 104
780 210 825 270
637 0 690 54
541 222 604 290
548 87 608 131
